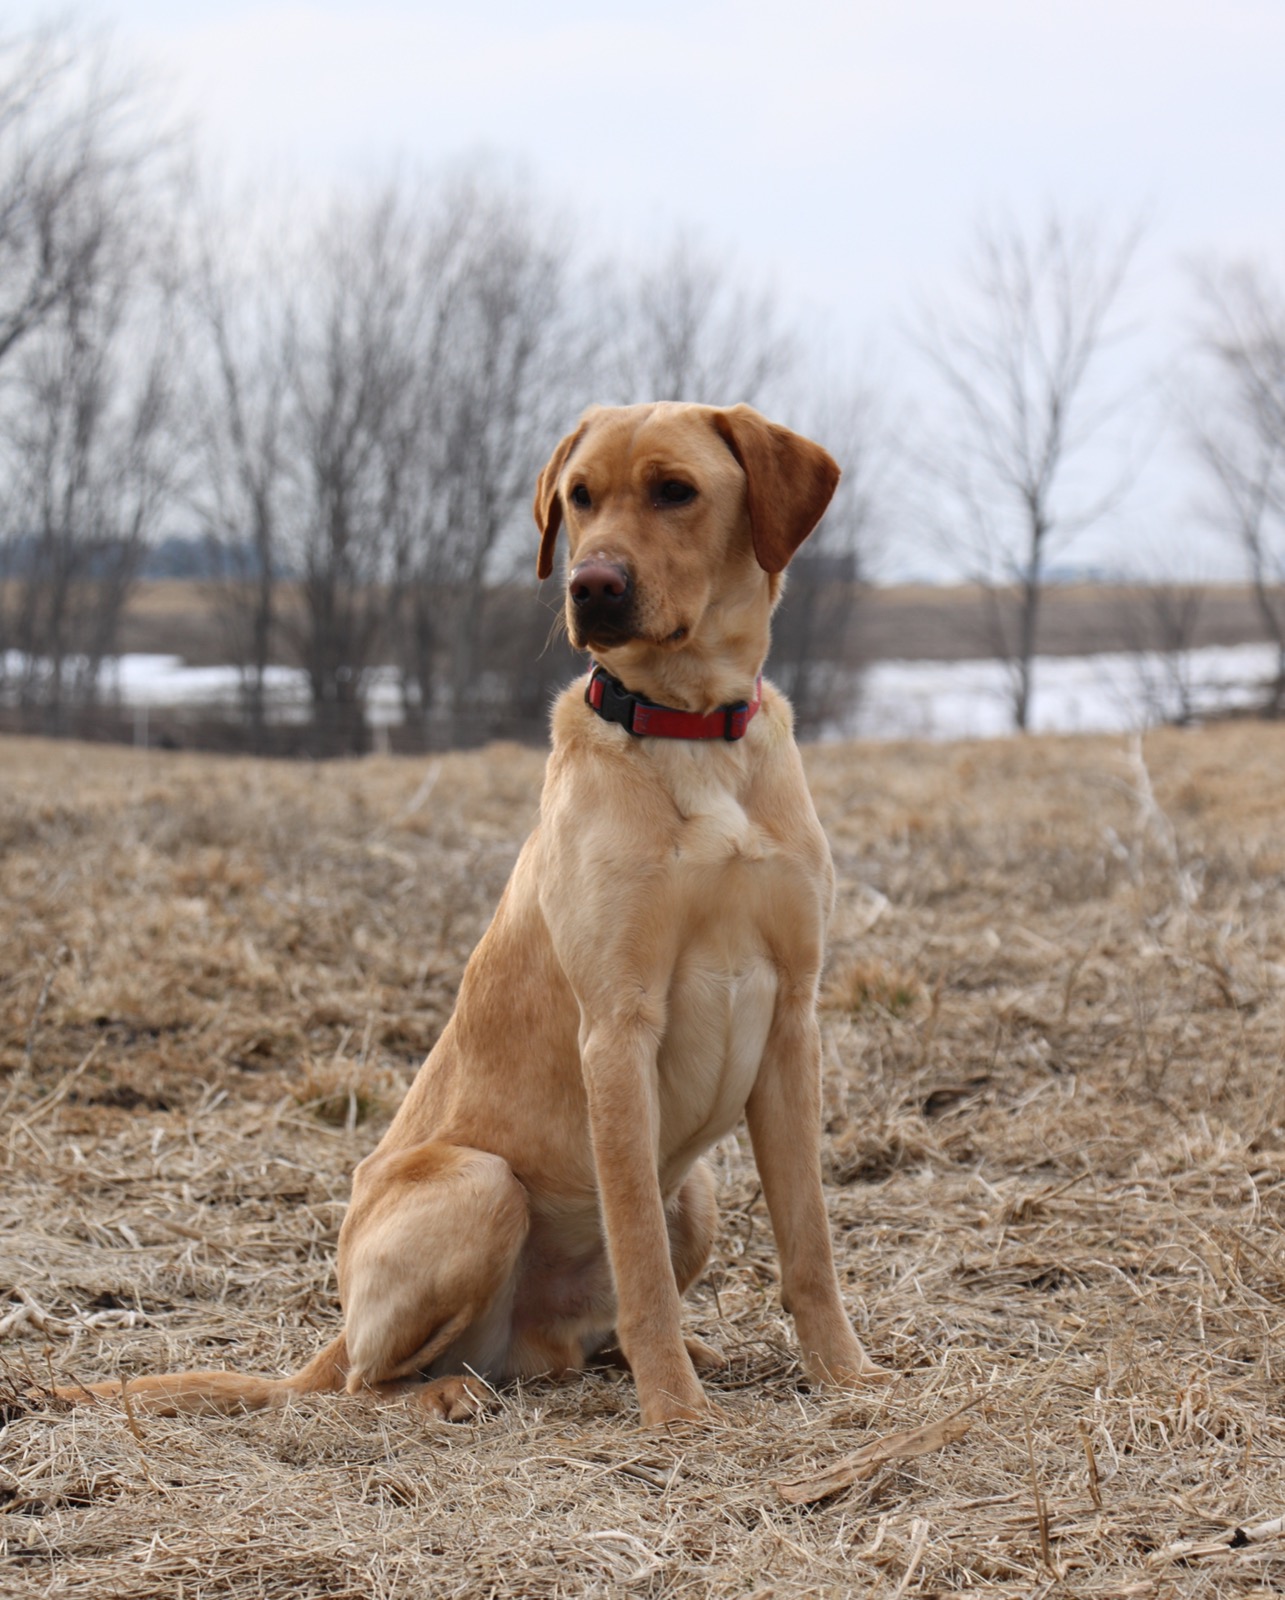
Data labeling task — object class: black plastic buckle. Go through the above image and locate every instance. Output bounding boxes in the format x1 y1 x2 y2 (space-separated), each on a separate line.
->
723 700 751 740
586 667 645 736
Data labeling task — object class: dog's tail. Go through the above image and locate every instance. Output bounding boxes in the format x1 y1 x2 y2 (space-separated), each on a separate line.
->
49 1335 349 1417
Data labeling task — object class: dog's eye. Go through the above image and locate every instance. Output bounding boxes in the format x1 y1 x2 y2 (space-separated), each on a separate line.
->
655 480 696 507
570 484 592 510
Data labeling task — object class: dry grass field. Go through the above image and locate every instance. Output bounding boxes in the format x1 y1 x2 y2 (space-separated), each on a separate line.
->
1 722 1283 1598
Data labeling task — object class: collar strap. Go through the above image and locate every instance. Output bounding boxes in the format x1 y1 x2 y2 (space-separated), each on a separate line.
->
585 664 762 741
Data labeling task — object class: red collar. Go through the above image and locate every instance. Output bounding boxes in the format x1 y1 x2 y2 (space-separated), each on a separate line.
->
585 664 762 741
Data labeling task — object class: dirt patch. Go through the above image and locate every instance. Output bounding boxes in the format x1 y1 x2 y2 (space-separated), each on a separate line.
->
2 725 1282 1596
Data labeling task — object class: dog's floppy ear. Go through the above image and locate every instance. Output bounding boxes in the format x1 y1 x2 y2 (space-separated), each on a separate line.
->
711 404 841 574
533 419 589 580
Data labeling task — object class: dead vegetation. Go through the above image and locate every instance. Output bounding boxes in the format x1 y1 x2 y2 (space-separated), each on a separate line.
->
1 723 1282 1597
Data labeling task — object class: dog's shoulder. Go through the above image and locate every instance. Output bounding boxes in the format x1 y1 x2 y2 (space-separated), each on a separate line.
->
539 675 678 864
546 671 624 765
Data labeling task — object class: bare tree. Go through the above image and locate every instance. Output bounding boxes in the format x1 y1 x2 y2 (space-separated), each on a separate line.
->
0 258 182 730
1116 561 1207 727
177 172 582 754
277 186 423 755
389 177 578 745
0 23 181 729
1190 262 1285 713
0 24 155 371
606 233 795 408
768 376 898 733
185 195 295 746
914 213 1143 729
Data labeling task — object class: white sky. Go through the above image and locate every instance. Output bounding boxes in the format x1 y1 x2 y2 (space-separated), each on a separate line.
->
19 0 1285 578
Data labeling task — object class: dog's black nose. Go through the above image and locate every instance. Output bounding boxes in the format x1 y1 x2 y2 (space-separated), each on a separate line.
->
570 560 631 608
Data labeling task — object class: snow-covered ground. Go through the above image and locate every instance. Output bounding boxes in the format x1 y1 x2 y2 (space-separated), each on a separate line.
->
843 642 1281 741
4 643 1280 742
3 654 409 728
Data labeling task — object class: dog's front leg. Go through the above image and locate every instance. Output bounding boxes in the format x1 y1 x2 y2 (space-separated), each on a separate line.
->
745 996 883 1386
580 1015 708 1426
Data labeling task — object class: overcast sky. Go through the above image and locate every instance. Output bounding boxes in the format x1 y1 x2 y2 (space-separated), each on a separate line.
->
19 0 1284 577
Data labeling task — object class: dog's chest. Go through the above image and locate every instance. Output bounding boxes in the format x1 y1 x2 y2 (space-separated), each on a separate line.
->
656 766 803 1172
664 751 767 864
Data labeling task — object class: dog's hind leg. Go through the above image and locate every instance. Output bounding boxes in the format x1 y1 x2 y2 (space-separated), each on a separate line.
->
337 1141 529 1410
47 1144 527 1422
666 1160 726 1372
667 1159 719 1295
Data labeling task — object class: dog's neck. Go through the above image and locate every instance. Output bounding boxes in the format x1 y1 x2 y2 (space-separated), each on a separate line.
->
589 583 773 716
589 637 765 716
585 664 762 741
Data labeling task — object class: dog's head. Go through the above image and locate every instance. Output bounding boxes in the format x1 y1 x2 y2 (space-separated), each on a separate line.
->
533 403 839 705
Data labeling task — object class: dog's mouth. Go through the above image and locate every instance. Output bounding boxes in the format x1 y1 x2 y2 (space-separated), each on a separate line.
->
571 615 640 651
573 619 692 654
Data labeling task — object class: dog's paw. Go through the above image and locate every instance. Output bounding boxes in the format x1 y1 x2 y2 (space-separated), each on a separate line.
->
803 1348 891 1388
638 1371 721 1429
683 1335 728 1372
640 1394 716 1430
413 1375 491 1422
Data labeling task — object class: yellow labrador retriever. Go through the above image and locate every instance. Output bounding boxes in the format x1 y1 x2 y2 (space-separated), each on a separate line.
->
56 402 880 1427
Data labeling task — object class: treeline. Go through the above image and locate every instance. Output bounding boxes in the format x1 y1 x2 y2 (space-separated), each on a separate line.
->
0 22 1282 750
0 26 884 751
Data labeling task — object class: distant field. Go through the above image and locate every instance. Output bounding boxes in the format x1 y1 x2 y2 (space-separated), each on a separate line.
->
853 582 1274 662
117 579 1276 667
2 727 1283 1597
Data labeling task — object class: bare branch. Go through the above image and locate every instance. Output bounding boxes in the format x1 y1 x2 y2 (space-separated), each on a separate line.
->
1188 260 1285 709
0 22 183 728
605 232 796 408
911 210 1144 729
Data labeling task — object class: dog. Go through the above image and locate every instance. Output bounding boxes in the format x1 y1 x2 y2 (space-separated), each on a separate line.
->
54 402 881 1427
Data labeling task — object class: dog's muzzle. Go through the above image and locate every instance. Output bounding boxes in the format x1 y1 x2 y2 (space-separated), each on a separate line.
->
569 559 636 646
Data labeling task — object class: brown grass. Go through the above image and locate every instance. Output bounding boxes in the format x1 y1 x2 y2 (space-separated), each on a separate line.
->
1 724 1283 1597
